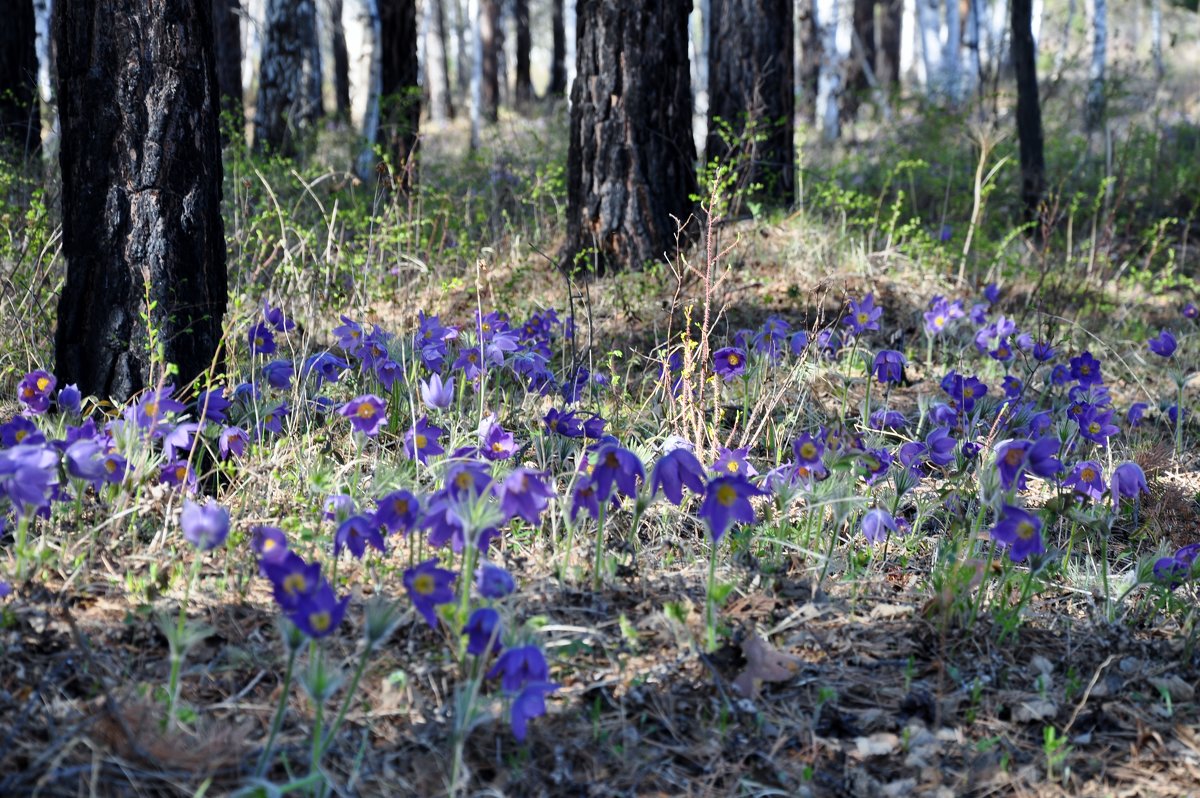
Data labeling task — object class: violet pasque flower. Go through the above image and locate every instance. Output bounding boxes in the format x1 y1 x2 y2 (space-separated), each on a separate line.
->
844 293 882 334
860 508 898 545
334 514 386 559
339 394 387 437
289 580 350 639
511 682 559 742
419 372 455 410
1063 461 1105 501
1069 351 1103 386
476 563 515 598
487 645 550 692
180 498 230 551
404 559 456 628
500 468 555 525
590 444 644 501
463 607 502 656
711 446 757 478
251 525 289 565
713 347 747 381
1110 462 1149 507
481 420 517 461
262 359 294 390
1148 329 1178 358
262 552 321 611
248 322 276 356
872 350 906 384
375 489 421 535
698 475 764 542
404 416 445 463
57 384 82 415
17 370 55 414
649 448 707 505
990 505 1045 562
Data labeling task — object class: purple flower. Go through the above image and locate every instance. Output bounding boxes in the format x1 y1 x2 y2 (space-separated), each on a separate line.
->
861 509 897 545
463 607 502 656
197 387 231 423
544 408 584 439
64 439 108 483
995 437 1062 491
323 493 358 522
481 420 517 461
990 505 1045 562
0 416 44 447
713 347 747 380
375 489 421 535
99 451 128 483
162 422 201 460
404 559 456 628
1184 302 1199 319
262 359 294 390
251 525 289 565
1154 544 1200 589
334 514 386 559
160 459 197 492
581 413 607 439
510 682 558 742
487 645 549 692
1032 341 1056 362
649 448 707 505
925 427 958 467
984 283 1001 304
844 293 882 334
590 444 644 501
17 370 55 414
1063 461 1105 501
404 416 445 463
943 371 988 413
500 468 555 525
1069 351 1103 386
262 552 322 610
924 296 962 335
711 446 757 478
857 448 892 484
698 475 764 542
289 580 350 639
1002 375 1023 400
180 498 230 551
792 433 825 466
419 372 455 410
57 384 82 415
248 322 276 356
569 476 600 521
869 409 907 430
477 563 515 598
219 426 249 459
339 394 387 437
301 352 348 388
872 350 906 384
1077 406 1119 447
133 385 186 431
1126 402 1149 428
0 444 57 513
0 581 10 599
1148 329 1178 358
1110 462 1148 507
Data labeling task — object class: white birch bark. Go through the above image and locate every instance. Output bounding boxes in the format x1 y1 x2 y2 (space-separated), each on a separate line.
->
1151 0 1163 84
344 0 380 176
901 0 919 83
424 0 453 123
916 0 944 96
469 0 482 149
942 0 961 102
565 0 576 101
1085 0 1105 131
814 0 842 141
32 0 57 158
962 0 981 97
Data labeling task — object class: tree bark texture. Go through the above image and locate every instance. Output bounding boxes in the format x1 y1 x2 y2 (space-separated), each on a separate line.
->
550 0 567 96
424 0 454 121
346 0 381 177
379 0 419 187
479 0 499 122
844 0 875 115
1084 0 1105 131
706 0 793 207
330 0 352 119
514 0 533 105
54 0 227 402
211 0 244 139
1011 0 1043 221
254 0 322 155
566 0 698 273
877 0 901 88
1 0 40 151
798 0 820 123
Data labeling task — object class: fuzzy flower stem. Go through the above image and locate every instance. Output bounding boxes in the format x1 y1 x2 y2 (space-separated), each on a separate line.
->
705 542 720 652
254 645 298 777
592 502 608 590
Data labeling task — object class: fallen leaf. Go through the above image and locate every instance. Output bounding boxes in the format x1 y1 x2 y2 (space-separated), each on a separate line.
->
1013 698 1058 722
854 732 900 757
869 603 914 621
731 632 803 697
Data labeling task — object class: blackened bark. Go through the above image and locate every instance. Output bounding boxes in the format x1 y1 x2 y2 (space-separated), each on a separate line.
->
479 0 500 122
514 0 533 105
877 0 901 89
255 0 322 156
1011 0 1043 221
425 0 454 121
707 0 793 208
566 0 698 273
550 0 567 96
54 0 227 402
844 0 874 115
211 0 244 140
379 0 419 188
331 0 352 119
0 0 39 151
798 0 820 123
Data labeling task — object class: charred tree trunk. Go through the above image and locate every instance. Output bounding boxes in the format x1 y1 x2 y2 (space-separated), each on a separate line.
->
550 0 567 96
425 0 454 121
1 0 40 152
1011 0 1043 221
479 0 499 122
54 0 227 402
330 0 352 119
211 0 244 141
514 0 533 105
877 0 901 89
566 0 698 273
844 0 875 116
255 0 322 155
379 0 419 188
707 0 793 208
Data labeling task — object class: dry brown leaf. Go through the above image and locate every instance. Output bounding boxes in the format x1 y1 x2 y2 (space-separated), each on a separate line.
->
731 632 803 697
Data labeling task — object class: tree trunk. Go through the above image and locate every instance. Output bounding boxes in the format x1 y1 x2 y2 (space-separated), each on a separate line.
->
1011 0 1043 221
330 0 352 119
798 0 820 123
707 0 793 208
1150 0 1162 85
844 0 875 116
424 0 454 121
254 0 322 155
814 0 841 141
379 0 418 188
877 0 901 89
33 0 57 157
550 0 567 95
0 0 40 152
347 0 381 177
962 0 980 96
514 0 533 105
566 0 697 273
479 0 499 122
915 0 943 96
54 0 227 402
455 0 470 94
211 0 245 141
1084 0 1105 132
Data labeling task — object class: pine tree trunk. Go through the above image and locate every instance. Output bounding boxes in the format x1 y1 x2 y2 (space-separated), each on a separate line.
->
707 0 793 208
54 0 227 402
877 0 901 89
1011 0 1043 221
798 0 820 123
566 0 697 273
425 0 454 121
514 0 533 105
550 0 567 96
330 0 352 119
211 0 244 140
254 0 322 155
1085 0 1105 132
379 0 419 188
479 0 499 122
845 0 875 116
0 0 40 152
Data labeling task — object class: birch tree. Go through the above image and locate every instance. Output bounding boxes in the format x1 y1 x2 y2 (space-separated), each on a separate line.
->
1085 0 1105 132
345 0 381 177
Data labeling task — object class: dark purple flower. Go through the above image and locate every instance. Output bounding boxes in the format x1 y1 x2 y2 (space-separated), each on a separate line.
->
262 359 294 390
404 416 445 463
1002 375 1023 400
590 444 644 501
1148 329 1178 358
500 468 555 525
334 514 386 559
301 352 348 388
477 563 515 598
1063 461 1105 501
375 489 421 535
984 283 1000 304
339 394 387 437
544 408 584 439
487 645 550 692
1 416 44 447
569 476 600 521
180 498 230 550
159 459 197 492
1032 340 1055 362
868 409 907 430
861 508 898 545
857 448 892 484
289 580 350 639
463 607 502 656
1184 302 1199 319
404 559 456 628
57 384 82 415
649 448 707 505
1110 462 1148 506
248 322 276 356
925 427 958 467
1126 402 1149 428
990 505 1044 562
17 370 55 414
872 350 906 384
133 385 186 431
263 552 322 610
251 525 289 565
481 420 517 461
710 446 757 478
197 387 231 423
844 293 882 334
263 300 295 332
510 682 558 742
581 413 607 439
943 371 988 413
792 433 824 466
713 347 747 380
219 426 249 459
1069 351 1103 386
698 475 764 542
445 458 494 498
64 439 108 483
